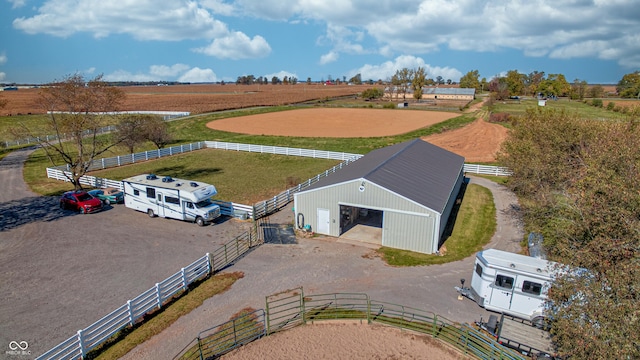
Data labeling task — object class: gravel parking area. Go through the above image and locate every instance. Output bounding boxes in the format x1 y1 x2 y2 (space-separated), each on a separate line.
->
1 148 523 359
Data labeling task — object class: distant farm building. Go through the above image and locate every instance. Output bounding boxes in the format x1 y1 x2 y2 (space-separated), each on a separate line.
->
421 87 476 101
293 139 465 254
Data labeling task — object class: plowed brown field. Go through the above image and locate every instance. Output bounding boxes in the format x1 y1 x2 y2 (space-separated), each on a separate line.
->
0 84 367 115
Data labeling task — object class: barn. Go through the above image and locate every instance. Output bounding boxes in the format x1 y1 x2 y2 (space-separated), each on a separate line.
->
421 87 476 101
293 138 465 254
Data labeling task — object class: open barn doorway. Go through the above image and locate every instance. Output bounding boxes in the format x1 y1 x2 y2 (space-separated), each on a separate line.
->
339 205 383 245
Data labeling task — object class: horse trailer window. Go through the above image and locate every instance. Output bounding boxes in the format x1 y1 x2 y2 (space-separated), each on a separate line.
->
495 274 514 290
522 280 542 295
475 264 483 277
146 187 156 199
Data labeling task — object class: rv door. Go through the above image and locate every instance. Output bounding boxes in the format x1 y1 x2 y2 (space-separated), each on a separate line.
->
156 193 165 217
490 273 514 310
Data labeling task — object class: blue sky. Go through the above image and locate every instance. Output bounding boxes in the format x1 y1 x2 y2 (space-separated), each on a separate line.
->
1 0 638 85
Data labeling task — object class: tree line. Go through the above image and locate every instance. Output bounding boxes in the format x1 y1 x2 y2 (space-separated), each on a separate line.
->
460 69 640 100
498 108 639 359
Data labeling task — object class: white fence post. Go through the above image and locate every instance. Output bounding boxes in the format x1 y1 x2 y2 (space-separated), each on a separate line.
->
156 283 162 309
77 329 86 358
127 300 135 326
181 268 188 291
206 252 213 274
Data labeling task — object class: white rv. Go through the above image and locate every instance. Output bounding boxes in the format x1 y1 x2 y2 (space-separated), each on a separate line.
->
123 174 221 226
456 249 559 326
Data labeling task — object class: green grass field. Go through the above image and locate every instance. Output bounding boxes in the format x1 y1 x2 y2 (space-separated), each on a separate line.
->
490 97 630 120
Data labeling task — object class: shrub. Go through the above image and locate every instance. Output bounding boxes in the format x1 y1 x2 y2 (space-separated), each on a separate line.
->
606 102 615 111
383 103 396 109
489 112 511 123
591 98 603 107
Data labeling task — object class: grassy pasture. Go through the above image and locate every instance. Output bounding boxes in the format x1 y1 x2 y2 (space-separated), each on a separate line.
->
490 98 631 120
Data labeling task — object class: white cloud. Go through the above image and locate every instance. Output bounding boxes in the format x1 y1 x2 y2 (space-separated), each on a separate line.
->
241 0 639 69
264 70 297 81
0 53 7 65
8 0 26 9
150 64 191 78
350 55 463 82
12 0 228 40
84 67 96 75
104 64 217 82
0 72 6 81
200 0 236 16
193 32 271 59
178 67 217 83
319 51 338 65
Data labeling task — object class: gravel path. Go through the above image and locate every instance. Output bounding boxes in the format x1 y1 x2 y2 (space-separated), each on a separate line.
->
0 146 523 359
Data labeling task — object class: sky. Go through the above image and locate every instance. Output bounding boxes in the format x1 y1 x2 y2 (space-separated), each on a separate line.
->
0 0 639 85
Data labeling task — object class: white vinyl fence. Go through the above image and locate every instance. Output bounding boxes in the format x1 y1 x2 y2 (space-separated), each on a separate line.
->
36 254 212 359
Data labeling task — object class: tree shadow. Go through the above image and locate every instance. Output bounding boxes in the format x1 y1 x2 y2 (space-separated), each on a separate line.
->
0 196 71 232
150 165 222 180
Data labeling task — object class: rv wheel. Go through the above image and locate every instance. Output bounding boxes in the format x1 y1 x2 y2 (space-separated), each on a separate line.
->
147 209 155 218
195 217 205 226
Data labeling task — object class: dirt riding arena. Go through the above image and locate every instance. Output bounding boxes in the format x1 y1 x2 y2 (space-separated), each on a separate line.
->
223 323 468 360
207 107 507 162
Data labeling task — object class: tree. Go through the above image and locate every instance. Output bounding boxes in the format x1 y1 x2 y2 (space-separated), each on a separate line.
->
306 77 312 85
570 79 589 100
15 74 125 190
394 68 412 101
361 87 384 100
525 71 545 96
505 70 525 96
271 76 280 85
488 77 509 100
538 73 570 97
348 73 362 85
616 71 640 98
412 67 427 101
115 115 148 153
142 115 172 149
588 84 604 98
498 109 640 359
459 70 480 90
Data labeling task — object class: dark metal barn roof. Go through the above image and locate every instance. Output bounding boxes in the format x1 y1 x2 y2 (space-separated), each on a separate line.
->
304 139 465 213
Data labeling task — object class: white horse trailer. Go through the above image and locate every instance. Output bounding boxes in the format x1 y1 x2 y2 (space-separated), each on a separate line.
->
456 249 559 326
123 174 221 226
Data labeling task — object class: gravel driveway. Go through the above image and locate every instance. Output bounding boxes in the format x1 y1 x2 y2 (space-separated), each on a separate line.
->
0 148 523 359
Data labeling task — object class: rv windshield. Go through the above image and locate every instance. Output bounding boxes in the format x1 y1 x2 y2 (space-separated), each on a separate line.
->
194 199 213 208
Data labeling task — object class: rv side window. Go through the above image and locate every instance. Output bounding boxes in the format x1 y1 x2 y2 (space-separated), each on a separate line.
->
475 264 483 277
522 280 542 295
133 189 139 196
495 274 514 290
146 187 156 199
185 202 194 209
165 196 179 205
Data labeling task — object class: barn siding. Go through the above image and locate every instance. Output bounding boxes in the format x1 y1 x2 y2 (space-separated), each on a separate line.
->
382 211 436 254
294 178 441 254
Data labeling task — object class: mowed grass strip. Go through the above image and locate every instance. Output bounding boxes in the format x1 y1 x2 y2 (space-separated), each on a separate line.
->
90 272 243 360
378 183 495 266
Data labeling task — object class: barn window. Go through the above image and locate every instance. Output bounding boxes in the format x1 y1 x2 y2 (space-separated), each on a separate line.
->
495 274 514 290
522 280 542 295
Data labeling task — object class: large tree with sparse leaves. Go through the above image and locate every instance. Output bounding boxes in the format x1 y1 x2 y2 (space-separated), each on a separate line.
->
15 73 126 190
